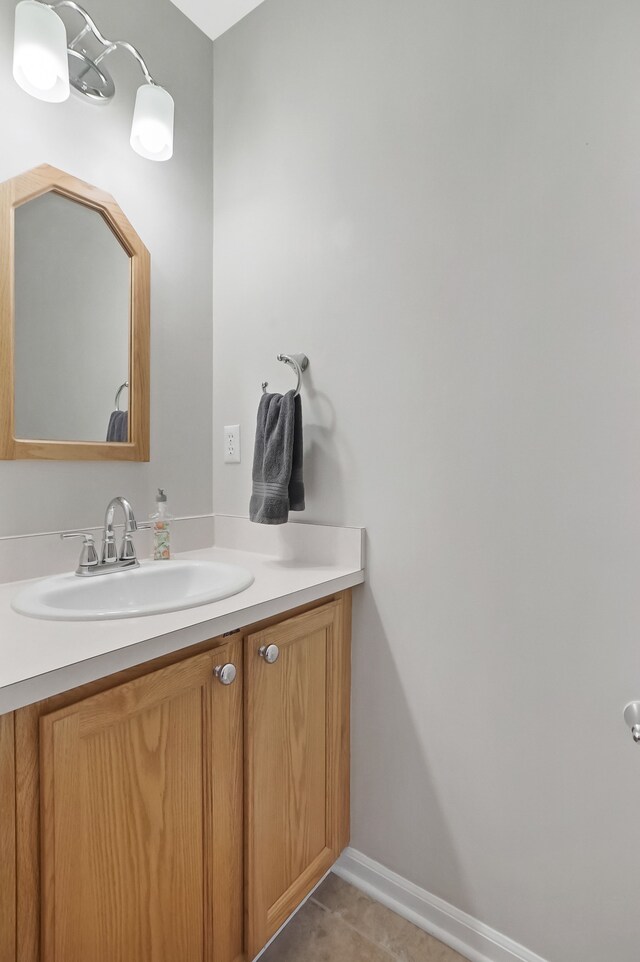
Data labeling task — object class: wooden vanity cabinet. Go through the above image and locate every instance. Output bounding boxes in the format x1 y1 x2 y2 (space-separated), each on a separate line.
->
1 590 351 962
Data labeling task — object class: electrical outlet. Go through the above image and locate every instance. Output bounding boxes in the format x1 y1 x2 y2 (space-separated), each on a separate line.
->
224 424 241 463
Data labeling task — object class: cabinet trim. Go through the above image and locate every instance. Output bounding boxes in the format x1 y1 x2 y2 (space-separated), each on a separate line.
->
0 711 15 962
267 849 334 930
15 704 39 962
334 588 351 853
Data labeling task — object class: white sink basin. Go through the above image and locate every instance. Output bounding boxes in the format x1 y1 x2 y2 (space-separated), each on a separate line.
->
11 559 254 621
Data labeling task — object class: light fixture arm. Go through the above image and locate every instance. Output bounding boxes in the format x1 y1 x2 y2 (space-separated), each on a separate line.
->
43 0 157 85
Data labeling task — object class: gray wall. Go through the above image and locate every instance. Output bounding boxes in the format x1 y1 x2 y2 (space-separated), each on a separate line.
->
0 0 213 535
213 2 640 960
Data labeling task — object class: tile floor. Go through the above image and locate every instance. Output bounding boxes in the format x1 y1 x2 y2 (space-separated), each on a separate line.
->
260 873 471 962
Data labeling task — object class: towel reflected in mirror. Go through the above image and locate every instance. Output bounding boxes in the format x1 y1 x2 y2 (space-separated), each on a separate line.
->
106 410 128 442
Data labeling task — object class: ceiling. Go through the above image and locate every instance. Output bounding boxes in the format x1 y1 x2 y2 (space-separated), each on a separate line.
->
169 0 268 40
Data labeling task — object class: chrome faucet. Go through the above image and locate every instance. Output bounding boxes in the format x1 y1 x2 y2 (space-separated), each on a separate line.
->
61 496 148 577
102 496 139 566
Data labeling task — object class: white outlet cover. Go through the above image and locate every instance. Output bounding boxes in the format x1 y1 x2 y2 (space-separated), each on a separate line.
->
224 424 241 463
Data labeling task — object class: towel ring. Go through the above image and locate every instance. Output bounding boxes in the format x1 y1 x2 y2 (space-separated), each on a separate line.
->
261 354 309 397
114 381 129 412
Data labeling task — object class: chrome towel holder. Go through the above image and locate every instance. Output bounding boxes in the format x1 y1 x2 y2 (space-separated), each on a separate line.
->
262 354 309 397
114 381 129 411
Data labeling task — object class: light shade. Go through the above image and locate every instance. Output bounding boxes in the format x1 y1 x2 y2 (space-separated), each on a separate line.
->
130 84 174 162
13 0 69 103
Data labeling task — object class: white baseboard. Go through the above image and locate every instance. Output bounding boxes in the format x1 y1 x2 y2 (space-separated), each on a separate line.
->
333 848 550 962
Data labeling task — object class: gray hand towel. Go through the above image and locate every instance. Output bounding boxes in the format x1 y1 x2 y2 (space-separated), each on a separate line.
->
106 410 128 442
250 390 305 524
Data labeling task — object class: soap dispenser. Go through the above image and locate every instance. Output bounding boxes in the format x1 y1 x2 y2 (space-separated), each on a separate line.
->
150 488 173 560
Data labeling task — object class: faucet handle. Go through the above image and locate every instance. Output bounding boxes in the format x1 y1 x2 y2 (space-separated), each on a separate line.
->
61 532 99 575
119 523 151 562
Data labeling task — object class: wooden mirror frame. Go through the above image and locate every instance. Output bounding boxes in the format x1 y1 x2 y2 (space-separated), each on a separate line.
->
0 164 150 461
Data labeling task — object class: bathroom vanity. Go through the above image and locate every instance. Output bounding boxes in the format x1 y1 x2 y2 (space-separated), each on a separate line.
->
0 161 364 962
0 519 364 962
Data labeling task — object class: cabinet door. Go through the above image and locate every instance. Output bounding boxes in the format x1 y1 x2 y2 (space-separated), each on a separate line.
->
245 597 351 958
39 640 243 962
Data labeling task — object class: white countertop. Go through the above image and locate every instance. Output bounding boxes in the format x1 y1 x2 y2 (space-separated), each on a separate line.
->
0 517 365 713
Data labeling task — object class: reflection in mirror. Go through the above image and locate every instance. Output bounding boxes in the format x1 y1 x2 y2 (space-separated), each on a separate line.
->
14 192 130 442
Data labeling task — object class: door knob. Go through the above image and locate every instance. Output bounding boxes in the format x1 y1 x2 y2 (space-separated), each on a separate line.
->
214 663 237 686
258 644 280 664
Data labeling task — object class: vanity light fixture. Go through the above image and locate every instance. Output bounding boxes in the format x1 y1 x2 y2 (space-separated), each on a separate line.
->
12 0 174 161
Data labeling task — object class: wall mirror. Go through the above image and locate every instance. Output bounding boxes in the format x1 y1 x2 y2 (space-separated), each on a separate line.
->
0 164 150 460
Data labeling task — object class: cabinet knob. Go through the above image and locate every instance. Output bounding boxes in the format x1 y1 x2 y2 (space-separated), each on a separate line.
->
258 644 280 664
213 663 237 686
